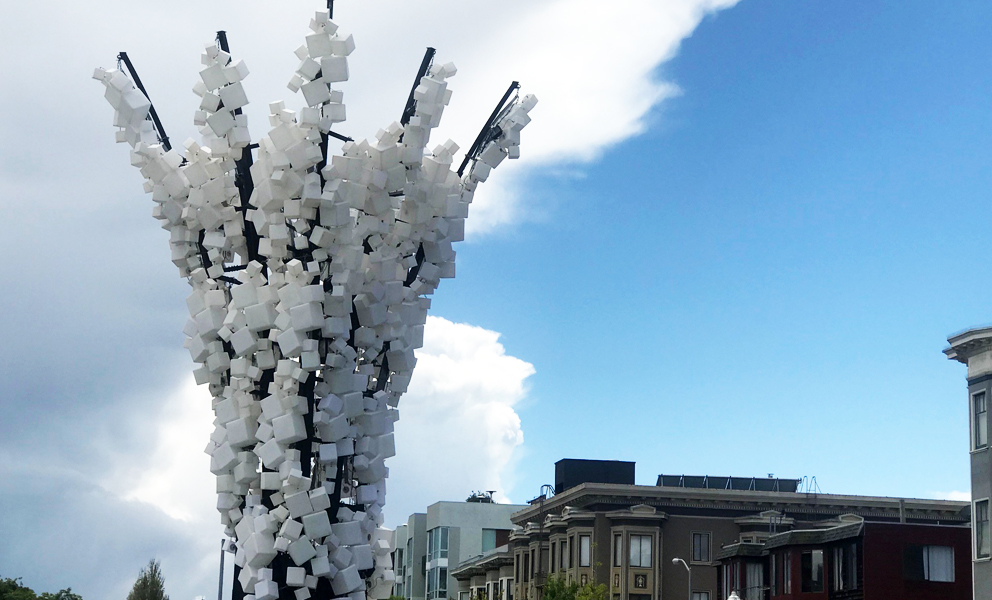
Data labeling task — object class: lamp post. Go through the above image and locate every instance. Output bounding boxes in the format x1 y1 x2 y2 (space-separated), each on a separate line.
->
672 558 691 600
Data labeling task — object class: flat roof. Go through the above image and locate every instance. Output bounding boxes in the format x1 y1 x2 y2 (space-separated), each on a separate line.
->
510 482 969 525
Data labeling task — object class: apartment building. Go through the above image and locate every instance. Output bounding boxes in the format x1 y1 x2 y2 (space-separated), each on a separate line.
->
391 496 526 600
946 326 992 600
509 459 970 600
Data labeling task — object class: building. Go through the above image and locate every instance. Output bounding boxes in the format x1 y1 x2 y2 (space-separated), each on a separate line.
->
946 326 992 600
717 515 972 599
394 513 428 600
508 460 971 600
452 545 516 600
392 496 527 600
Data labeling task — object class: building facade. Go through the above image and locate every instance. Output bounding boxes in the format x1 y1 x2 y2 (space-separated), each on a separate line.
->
946 326 992 600
508 463 970 600
391 499 526 600
717 516 972 599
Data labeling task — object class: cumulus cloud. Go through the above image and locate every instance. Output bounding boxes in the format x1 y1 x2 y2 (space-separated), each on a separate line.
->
0 379 227 600
386 316 536 523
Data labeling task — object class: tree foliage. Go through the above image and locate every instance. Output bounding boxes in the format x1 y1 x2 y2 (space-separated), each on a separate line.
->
126 561 169 600
542 575 606 600
0 578 83 600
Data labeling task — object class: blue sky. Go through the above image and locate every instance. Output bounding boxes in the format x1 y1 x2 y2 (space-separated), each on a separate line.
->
0 0 989 598
436 0 991 500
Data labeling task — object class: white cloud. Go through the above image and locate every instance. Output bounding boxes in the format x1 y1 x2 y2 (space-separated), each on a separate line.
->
0 0 739 233
112 377 216 523
385 316 536 524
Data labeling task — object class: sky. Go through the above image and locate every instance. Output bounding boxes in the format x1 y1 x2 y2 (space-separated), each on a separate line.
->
0 0 989 598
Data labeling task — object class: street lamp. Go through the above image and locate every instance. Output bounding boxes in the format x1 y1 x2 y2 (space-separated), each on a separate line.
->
672 558 691 600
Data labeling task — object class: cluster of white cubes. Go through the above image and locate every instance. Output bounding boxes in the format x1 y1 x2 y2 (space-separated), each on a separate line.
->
96 10 535 600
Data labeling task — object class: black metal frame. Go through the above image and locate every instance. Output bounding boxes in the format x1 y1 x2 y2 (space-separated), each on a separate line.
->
456 81 519 177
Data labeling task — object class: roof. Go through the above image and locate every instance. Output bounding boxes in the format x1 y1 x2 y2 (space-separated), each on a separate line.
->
451 545 514 580
763 521 864 550
945 326 992 362
715 542 766 560
510 482 969 525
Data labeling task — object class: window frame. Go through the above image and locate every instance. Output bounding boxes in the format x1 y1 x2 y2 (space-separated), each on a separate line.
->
784 551 792 594
579 535 592 567
770 552 778 596
975 391 989 450
831 542 858 591
977 498 991 560
801 549 823 593
691 531 711 563
629 534 652 568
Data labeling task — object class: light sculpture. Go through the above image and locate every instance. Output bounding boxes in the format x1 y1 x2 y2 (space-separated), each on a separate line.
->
95 6 535 599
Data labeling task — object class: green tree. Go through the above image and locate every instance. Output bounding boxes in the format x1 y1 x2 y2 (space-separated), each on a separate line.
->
574 582 606 600
0 578 82 600
38 591 83 600
542 575 578 600
541 575 605 600
126 561 169 600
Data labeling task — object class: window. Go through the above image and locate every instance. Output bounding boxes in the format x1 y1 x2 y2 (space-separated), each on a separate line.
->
551 542 557 573
560 539 567 570
784 551 792 594
523 552 530 582
629 535 652 568
976 391 988 449
569 536 575 569
770 553 778 596
722 564 731 599
904 545 955 582
531 549 536 576
801 550 823 593
428 527 449 560
691 532 711 563
745 563 763 599
613 534 623 567
428 566 446 598
691 593 709 600
483 529 498 553
580 535 592 567
832 543 858 591
978 499 991 559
